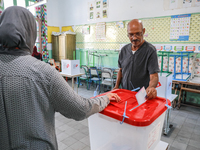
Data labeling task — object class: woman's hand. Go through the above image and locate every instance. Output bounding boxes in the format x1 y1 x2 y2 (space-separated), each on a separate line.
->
106 93 121 102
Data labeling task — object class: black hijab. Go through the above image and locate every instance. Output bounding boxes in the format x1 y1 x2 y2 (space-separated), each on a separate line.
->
0 6 37 55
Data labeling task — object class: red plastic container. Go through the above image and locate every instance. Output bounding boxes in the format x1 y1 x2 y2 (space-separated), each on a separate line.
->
99 89 170 126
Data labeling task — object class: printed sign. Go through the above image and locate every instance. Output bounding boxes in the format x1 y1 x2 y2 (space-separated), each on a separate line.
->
186 46 195 51
164 45 172 51
155 45 163 51
174 46 184 51
170 14 191 41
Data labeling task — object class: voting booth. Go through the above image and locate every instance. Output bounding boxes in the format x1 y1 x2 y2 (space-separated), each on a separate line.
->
88 89 170 150
157 74 173 99
61 59 80 75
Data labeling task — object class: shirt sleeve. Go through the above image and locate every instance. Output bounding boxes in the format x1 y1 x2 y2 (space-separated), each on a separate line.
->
118 49 123 68
147 48 160 74
49 70 110 121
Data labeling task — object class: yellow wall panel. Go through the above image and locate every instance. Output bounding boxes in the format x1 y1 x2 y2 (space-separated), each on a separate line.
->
61 26 74 32
47 26 60 43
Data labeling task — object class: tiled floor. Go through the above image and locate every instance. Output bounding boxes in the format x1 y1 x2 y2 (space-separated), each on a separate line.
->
55 80 200 150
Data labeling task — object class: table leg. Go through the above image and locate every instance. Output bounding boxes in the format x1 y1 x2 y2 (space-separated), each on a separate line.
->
163 107 173 135
177 84 183 109
77 80 78 94
72 77 74 90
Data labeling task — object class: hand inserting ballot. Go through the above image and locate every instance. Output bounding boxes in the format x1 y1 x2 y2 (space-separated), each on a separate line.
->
145 87 157 100
106 93 121 102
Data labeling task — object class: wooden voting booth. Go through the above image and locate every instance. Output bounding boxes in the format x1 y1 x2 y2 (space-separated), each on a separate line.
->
52 33 76 62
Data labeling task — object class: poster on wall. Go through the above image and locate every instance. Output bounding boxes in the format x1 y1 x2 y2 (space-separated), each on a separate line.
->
102 0 108 18
170 0 178 9
170 14 191 41
96 22 106 39
103 9 108 18
96 0 101 19
88 1 95 20
195 0 200 6
88 0 108 20
116 21 124 28
183 0 192 7
82 26 90 35
103 0 108 8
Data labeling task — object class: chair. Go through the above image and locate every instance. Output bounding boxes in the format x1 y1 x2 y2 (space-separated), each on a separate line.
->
49 59 60 72
113 69 119 87
78 67 90 89
81 65 90 77
101 68 115 91
49 59 68 82
89 67 101 93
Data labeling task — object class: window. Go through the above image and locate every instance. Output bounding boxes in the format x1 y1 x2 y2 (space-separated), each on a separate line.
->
28 7 36 16
29 1 35 6
28 1 37 16
4 0 13 9
17 0 26 8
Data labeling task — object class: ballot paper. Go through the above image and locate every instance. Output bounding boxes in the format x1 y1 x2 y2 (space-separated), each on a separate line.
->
136 87 147 105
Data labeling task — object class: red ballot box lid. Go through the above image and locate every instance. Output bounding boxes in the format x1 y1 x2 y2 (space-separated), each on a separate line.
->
97 89 170 127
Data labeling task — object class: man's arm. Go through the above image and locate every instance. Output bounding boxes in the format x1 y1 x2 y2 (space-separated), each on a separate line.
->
146 73 158 99
113 68 122 90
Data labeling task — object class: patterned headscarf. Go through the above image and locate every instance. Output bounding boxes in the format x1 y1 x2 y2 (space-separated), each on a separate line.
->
0 6 37 55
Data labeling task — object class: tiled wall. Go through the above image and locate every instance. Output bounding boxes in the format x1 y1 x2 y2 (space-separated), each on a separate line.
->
74 13 200 75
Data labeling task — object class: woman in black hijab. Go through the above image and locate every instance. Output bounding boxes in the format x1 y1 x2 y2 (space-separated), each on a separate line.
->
0 6 120 150
0 6 36 55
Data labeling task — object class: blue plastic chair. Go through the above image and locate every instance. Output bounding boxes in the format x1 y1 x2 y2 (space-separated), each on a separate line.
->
78 67 90 90
89 67 101 93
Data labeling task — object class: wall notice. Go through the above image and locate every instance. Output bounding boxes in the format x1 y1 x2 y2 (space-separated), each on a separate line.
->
96 22 106 39
170 14 191 41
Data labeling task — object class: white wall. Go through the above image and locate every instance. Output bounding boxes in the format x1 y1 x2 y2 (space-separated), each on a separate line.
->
47 0 200 27
46 0 63 27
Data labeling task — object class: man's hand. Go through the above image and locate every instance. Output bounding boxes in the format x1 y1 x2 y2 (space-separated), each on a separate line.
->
146 87 157 100
112 68 122 91
112 86 119 91
106 93 121 102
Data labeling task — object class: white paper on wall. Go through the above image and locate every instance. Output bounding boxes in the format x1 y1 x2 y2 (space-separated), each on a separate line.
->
96 22 106 39
195 0 200 6
47 43 52 50
183 0 192 7
95 0 102 19
82 26 90 34
88 1 95 20
170 0 178 9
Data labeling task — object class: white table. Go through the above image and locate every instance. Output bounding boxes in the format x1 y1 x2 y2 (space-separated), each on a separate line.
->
60 72 84 93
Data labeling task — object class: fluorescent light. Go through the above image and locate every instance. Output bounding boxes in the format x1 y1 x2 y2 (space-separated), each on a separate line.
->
27 0 47 9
